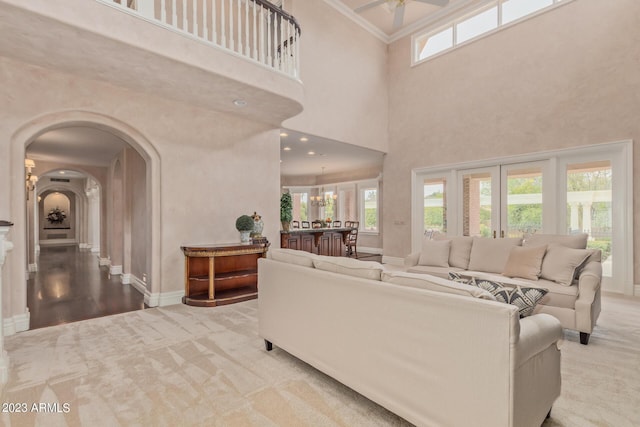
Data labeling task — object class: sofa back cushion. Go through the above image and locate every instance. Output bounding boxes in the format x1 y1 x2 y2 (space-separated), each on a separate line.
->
468 237 522 274
502 245 547 280
540 244 591 286
382 271 496 300
418 239 451 267
523 233 588 249
269 248 318 267
313 256 384 281
434 235 474 269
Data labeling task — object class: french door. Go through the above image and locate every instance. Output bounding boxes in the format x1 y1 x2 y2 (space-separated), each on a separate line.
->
457 161 551 239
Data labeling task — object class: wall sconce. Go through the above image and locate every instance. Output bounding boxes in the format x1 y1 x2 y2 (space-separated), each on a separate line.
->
25 159 38 199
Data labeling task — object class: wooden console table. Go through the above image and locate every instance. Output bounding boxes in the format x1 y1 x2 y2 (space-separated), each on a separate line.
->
181 242 269 307
280 227 353 257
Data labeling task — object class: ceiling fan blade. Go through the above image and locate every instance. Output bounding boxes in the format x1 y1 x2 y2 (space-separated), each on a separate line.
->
354 0 387 14
392 4 405 30
414 0 450 7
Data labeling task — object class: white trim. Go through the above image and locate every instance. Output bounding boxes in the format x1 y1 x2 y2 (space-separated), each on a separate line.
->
109 265 123 275
121 273 132 285
4 312 30 336
39 239 77 246
156 291 184 307
382 255 404 266
79 243 91 249
130 274 147 296
322 0 389 43
129 275 182 307
91 247 101 253
99 257 110 266
356 246 382 254
28 263 38 273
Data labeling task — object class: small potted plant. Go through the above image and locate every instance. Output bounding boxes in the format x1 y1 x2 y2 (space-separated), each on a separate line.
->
236 214 254 243
280 192 292 231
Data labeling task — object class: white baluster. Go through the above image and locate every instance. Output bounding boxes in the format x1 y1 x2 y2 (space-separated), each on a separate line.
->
252 1 257 60
279 14 284 72
203 0 208 40
229 0 234 51
237 0 242 53
245 0 249 57
212 0 217 44
295 26 300 78
161 0 167 22
183 0 187 31
259 5 264 64
286 17 291 74
172 0 178 26
266 10 272 67
193 0 199 36
221 0 225 47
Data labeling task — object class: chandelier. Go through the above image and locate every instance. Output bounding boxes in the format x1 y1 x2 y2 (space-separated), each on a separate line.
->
310 167 337 207
25 159 38 200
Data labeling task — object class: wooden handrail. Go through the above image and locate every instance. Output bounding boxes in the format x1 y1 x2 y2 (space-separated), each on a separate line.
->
253 0 301 35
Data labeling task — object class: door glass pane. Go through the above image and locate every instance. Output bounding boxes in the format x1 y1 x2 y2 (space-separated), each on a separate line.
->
423 177 447 236
567 161 612 277
506 167 543 238
462 172 492 237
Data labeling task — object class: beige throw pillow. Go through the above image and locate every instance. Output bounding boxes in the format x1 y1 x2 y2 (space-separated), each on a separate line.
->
418 239 451 267
502 245 547 280
434 235 473 269
467 237 523 274
540 244 590 286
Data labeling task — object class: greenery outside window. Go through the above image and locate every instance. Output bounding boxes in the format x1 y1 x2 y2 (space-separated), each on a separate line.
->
359 182 379 233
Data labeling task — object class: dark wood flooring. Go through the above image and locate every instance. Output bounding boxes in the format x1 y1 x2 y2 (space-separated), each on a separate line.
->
27 246 145 330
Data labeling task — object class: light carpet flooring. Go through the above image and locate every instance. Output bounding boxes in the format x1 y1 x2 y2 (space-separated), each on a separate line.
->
1 293 639 427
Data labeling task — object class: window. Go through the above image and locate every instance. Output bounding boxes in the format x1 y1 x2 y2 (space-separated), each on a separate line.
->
291 191 309 221
413 0 571 65
359 183 378 232
423 176 447 235
338 184 357 223
456 6 497 44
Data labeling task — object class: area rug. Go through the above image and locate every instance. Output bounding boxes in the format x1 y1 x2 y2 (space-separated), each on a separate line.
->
1 294 639 426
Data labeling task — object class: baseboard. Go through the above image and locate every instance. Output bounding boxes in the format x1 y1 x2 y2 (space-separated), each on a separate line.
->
121 273 131 285
28 263 38 272
382 255 404 266
4 311 30 336
357 246 382 254
91 247 101 254
99 257 110 266
130 274 147 295
109 265 123 275
79 243 91 249
39 239 77 247
154 290 184 307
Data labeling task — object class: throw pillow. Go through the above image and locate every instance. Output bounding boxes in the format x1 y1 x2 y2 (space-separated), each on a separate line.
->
435 235 473 269
448 271 474 285
540 244 591 286
418 239 451 267
467 237 523 274
469 278 548 317
502 245 547 280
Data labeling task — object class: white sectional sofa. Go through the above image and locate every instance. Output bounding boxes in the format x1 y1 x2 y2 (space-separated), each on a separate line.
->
259 249 563 427
404 233 602 344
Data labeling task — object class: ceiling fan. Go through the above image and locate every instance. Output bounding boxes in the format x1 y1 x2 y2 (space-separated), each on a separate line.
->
354 0 450 31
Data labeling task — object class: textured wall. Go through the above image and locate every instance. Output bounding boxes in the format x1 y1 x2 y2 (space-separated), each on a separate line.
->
384 0 640 287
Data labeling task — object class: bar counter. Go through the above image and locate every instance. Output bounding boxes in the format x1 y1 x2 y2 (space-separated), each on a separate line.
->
280 227 353 257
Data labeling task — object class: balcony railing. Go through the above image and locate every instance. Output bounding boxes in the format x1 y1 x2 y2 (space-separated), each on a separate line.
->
99 0 301 79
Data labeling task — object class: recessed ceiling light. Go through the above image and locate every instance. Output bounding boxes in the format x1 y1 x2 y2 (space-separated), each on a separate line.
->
232 99 247 108
300 137 309 142
283 146 292 151
307 151 316 155
280 132 288 137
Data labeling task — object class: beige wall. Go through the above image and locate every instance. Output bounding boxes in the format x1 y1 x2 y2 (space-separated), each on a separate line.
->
283 0 389 153
384 0 640 282
1 55 281 320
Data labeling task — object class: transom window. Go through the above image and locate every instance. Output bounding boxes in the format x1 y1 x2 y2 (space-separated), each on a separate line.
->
413 0 570 65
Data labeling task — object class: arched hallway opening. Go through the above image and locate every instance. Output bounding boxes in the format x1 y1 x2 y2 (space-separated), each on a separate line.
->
27 245 144 329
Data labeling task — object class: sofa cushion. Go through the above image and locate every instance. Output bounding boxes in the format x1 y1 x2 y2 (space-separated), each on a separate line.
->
434 235 474 269
467 237 522 274
382 271 496 300
540 244 590 286
269 248 318 267
502 245 547 280
418 239 451 267
523 233 588 249
469 278 548 317
313 256 384 281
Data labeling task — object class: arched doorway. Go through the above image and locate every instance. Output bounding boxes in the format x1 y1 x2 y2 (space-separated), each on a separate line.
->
10 111 161 331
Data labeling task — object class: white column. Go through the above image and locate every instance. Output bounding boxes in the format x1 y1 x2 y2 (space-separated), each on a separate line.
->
86 181 101 254
569 202 580 233
0 222 14 384
582 201 592 237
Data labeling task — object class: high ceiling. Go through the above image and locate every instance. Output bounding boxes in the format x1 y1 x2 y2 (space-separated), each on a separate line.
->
331 0 476 41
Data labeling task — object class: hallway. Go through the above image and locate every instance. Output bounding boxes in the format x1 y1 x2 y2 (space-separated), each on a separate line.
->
27 246 145 330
